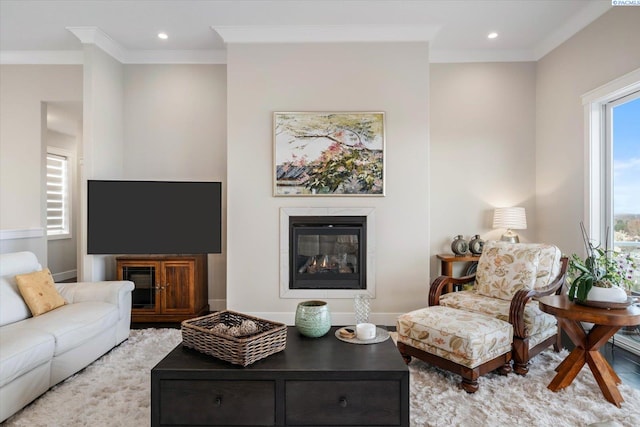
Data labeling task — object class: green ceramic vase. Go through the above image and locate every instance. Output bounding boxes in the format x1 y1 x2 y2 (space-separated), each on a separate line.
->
295 300 331 338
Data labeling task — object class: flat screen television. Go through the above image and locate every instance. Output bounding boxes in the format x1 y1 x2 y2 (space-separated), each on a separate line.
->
87 180 222 254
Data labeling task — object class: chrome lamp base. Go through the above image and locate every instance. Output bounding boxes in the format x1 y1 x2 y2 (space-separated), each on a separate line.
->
500 229 520 243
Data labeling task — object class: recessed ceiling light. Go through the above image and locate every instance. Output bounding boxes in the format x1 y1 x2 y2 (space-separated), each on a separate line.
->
487 32 498 39
158 32 168 40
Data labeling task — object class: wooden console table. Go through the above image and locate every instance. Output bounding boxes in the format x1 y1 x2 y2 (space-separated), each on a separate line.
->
151 327 409 426
116 254 209 323
538 294 640 407
436 253 480 293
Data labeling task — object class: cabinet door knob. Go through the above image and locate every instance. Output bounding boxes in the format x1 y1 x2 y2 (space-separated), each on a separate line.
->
339 397 348 408
215 396 222 407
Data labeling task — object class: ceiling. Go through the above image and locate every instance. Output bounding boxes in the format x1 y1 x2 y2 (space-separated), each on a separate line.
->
0 0 612 63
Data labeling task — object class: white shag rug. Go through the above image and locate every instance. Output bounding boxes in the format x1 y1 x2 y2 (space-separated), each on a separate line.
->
3 329 640 427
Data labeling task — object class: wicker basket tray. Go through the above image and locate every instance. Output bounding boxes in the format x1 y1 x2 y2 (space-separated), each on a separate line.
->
181 311 287 366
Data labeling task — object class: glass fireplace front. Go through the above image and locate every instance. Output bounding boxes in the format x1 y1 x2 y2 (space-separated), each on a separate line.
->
289 216 366 290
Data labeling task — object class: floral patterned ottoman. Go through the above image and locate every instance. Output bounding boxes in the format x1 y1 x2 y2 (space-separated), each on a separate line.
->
396 305 513 392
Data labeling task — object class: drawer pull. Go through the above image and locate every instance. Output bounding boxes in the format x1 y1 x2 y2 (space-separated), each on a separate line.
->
339 397 348 408
215 396 222 407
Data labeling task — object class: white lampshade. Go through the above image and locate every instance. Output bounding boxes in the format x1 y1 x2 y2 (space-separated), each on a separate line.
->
492 207 527 230
493 207 526 243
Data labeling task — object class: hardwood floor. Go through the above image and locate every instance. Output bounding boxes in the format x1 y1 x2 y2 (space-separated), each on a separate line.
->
562 332 640 390
602 342 640 390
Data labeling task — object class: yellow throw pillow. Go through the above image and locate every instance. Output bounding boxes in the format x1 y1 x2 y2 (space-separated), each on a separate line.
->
16 268 66 316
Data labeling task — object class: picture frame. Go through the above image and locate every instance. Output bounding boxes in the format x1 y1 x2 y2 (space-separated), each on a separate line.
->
273 112 385 196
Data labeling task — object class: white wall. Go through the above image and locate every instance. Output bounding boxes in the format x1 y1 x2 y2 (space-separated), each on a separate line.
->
429 62 537 277
81 45 125 280
0 65 82 261
226 43 430 325
536 7 640 256
123 64 228 309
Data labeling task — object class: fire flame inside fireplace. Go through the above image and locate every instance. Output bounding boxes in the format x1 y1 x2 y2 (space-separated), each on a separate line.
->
299 253 357 274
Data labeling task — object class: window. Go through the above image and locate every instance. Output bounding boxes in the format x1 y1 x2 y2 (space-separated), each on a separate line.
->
46 147 72 239
583 69 640 355
607 93 640 289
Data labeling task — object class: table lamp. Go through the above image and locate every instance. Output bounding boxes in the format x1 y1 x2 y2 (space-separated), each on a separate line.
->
492 207 527 243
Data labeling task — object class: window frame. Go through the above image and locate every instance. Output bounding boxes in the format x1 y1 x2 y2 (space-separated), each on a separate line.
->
582 68 640 247
46 146 73 240
582 67 640 355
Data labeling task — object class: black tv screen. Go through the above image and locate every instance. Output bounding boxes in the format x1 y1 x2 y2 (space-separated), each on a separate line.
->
88 180 222 254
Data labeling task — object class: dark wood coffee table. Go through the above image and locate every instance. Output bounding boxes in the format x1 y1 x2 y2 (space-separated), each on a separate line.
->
538 294 640 407
151 326 409 426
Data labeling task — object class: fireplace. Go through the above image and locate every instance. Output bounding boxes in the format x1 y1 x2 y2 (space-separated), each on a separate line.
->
290 216 366 290
280 207 376 299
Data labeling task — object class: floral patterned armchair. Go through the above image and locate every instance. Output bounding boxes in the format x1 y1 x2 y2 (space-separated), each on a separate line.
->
429 240 568 375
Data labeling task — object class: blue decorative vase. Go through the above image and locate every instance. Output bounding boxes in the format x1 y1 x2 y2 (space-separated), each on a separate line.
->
295 300 331 338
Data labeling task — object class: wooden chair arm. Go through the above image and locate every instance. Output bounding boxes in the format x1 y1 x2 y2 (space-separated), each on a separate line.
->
428 274 476 306
509 256 568 338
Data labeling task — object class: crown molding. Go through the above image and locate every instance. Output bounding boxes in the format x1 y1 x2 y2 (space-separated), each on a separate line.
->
0 49 226 65
0 47 539 65
4 7 612 67
212 24 440 44
125 49 227 64
67 26 127 62
2 27 227 64
429 49 535 63
533 2 612 60
67 27 226 64
0 50 83 64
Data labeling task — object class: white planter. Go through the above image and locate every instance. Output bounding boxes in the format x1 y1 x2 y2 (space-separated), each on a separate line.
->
587 286 628 303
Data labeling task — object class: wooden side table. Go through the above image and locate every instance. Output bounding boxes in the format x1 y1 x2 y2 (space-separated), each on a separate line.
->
538 294 640 407
436 254 480 293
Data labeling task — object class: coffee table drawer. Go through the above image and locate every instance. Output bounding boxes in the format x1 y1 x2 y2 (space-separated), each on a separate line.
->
158 379 275 426
285 380 401 426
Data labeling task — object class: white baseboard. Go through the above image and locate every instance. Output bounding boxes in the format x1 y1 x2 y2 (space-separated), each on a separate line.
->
52 269 77 282
242 311 401 327
208 299 227 312
207 300 400 325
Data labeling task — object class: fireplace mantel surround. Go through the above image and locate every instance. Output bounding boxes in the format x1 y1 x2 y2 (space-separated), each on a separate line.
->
280 207 376 299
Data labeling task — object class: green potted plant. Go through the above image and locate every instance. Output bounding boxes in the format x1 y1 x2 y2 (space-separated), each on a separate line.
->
567 223 636 303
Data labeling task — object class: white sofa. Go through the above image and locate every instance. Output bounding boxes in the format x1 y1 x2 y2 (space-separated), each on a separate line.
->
0 251 134 422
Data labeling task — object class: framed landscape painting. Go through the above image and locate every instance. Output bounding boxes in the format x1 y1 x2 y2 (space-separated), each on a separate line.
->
274 112 385 196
